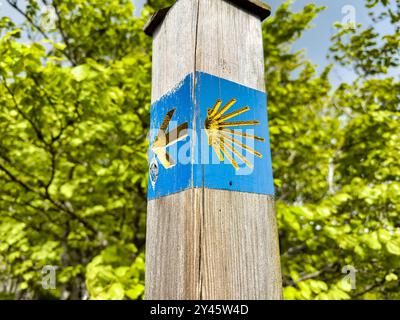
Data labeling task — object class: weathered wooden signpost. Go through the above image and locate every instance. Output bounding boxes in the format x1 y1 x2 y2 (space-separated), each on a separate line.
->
144 0 282 299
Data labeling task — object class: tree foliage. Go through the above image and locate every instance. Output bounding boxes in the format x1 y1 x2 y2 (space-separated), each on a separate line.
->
0 0 150 299
268 1 400 299
0 0 399 299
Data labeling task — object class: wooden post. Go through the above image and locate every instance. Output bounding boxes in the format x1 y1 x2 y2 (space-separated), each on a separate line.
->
144 0 282 300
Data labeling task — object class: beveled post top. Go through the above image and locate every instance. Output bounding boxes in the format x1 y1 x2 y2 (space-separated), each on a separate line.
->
144 0 271 36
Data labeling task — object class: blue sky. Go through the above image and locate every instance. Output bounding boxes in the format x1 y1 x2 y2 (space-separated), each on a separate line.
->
0 0 396 85
270 0 371 81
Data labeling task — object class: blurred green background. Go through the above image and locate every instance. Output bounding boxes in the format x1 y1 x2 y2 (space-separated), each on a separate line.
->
0 0 399 299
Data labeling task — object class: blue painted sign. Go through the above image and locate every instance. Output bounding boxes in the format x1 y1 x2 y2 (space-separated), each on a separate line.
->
147 74 194 199
147 72 274 200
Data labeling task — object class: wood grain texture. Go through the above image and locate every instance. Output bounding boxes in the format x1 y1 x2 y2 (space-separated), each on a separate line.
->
201 190 282 299
150 0 198 102
196 0 266 91
146 0 201 300
145 0 282 300
146 189 202 299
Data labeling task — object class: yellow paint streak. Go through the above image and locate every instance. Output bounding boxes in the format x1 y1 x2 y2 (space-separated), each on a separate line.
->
221 129 265 142
222 133 263 158
160 108 176 131
219 137 238 170
212 143 224 161
153 150 175 169
223 142 253 169
208 99 222 118
165 123 189 147
214 98 237 118
219 120 260 128
152 108 189 169
216 106 250 122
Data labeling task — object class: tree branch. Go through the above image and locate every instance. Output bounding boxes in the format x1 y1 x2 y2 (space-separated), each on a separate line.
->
51 1 78 65
6 0 50 40
2 76 49 147
286 263 339 286
0 162 98 236
0 163 36 194
6 0 76 65
351 275 388 298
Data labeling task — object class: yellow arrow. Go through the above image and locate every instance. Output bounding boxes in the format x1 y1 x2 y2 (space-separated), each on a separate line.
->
151 108 189 169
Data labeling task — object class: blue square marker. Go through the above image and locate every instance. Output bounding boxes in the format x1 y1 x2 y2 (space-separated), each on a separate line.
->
147 72 274 200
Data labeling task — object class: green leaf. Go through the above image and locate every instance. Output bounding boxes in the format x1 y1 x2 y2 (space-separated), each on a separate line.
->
283 286 298 300
19 282 29 291
71 64 91 81
378 229 391 243
362 232 382 250
60 183 76 199
126 284 144 300
385 273 398 282
108 283 125 300
386 240 400 256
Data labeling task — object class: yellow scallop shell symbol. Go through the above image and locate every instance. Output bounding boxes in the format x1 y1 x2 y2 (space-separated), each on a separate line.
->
204 98 264 170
